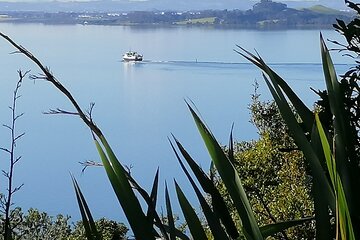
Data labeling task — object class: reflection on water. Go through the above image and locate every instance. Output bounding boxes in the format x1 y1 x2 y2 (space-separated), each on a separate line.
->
123 61 141 74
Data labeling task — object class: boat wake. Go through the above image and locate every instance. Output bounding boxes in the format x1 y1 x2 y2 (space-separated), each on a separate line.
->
135 60 349 66
123 59 352 69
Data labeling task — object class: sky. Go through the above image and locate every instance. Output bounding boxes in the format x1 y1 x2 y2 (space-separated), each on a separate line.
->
0 0 338 2
0 0 348 12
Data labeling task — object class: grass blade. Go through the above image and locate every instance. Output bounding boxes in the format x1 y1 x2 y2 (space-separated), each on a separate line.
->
71 175 101 240
187 103 263 239
172 136 239 239
310 125 333 239
170 139 229 239
165 182 176 240
315 114 355 240
320 35 360 217
125 168 169 239
320 34 350 144
95 137 155 240
235 46 314 133
260 217 314 238
174 181 208 240
146 168 160 223
228 123 235 164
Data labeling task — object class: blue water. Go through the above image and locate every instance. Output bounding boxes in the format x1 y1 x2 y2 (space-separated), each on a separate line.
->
0 23 352 224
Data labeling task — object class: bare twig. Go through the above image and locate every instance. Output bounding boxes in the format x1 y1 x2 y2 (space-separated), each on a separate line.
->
0 148 11 154
44 108 79 116
2 124 12 131
79 160 103 173
2 70 26 240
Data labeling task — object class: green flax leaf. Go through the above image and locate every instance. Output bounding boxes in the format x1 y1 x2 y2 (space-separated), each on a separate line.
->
171 136 239 239
165 182 176 240
170 139 228 239
315 114 355 240
262 74 335 206
260 217 314 238
235 46 313 133
71 175 101 240
187 103 263 240
95 137 154 240
228 123 235 164
320 35 360 218
175 181 208 240
146 168 160 223
310 125 332 239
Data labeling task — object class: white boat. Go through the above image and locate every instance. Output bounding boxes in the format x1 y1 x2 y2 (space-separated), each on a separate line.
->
123 51 143 61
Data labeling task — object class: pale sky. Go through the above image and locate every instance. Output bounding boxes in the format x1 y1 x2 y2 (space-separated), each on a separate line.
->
0 0 321 1
3 0 103 1
0 0 345 10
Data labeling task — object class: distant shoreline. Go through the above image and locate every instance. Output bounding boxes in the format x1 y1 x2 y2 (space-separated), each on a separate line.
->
0 1 352 30
0 18 339 30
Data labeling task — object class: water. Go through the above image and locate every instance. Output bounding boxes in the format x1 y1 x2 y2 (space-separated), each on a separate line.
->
0 23 352 223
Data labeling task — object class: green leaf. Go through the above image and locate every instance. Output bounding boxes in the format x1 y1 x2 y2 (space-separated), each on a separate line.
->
165 183 176 240
310 126 332 239
235 46 314 133
146 168 160 223
320 35 360 216
261 73 335 206
260 217 314 238
124 168 169 239
171 136 239 239
315 114 355 240
95 137 155 240
261 75 337 240
175 181 208 240
312 181 332 239
320 34 349 158
170 139 229 239
238 46 336 234
228 123 235 164
71 175 101 240
187 103 263 240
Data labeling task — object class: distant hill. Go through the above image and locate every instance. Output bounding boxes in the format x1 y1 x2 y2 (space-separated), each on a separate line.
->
0 0 352 29
304 5 346 15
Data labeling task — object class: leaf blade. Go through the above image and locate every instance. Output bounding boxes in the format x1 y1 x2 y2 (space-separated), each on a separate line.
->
71 175 101 240
95 137 155 240
175 181 208 240
187 103 263 239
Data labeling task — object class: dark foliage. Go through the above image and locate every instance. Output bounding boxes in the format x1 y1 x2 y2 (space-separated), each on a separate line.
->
317 0 360 163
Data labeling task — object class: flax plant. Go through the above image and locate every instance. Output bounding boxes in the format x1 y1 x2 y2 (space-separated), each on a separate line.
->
236 34 359 239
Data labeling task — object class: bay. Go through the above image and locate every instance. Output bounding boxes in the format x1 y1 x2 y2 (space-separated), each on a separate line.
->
0 23 351 223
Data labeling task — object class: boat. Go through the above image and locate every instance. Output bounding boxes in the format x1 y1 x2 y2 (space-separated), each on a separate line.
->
123 51 143 61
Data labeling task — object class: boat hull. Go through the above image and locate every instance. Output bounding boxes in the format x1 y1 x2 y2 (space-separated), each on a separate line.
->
123 51 143 62
123 56 143 61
